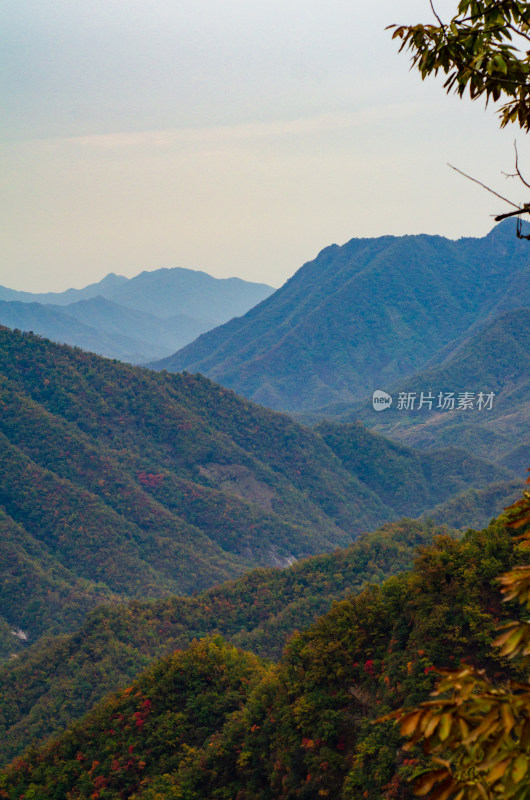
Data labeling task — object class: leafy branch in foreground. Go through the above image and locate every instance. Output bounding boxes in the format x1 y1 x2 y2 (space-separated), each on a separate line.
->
391 1 530 231
390 1 530 131
380 472 530 800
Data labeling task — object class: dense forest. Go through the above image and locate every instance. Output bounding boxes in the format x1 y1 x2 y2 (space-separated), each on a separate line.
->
339 308 530 469
0 327 513 660
1 503 526 799
0 328 527 798
0 517 446 766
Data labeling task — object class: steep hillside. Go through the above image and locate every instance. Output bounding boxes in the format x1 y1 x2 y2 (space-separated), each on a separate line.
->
0 508 116 661
315 420 513 519
422 478 524 530
2 510 525 799
0 518 447 766
0 327 515 660
337 307 530 464
152 221 530 412
0 328 394 653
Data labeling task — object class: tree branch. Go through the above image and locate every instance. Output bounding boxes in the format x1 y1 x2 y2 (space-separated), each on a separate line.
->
429 0 444 29
447 163 520 208
494 206 530 221
514 140 530 188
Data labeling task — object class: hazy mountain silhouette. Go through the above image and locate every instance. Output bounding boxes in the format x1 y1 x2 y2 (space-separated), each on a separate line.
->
0 268 274 362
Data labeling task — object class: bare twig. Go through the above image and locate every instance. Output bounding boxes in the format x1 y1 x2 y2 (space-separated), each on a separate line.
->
447 163 520 208
514 140 530 189
430 0 444 29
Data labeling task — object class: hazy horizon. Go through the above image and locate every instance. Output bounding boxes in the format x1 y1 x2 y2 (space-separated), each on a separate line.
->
2 0 524 293
0 221 509 295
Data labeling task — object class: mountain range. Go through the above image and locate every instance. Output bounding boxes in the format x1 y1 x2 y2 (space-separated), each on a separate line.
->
152 221 530 416
0 222 529 797
0 268 274 363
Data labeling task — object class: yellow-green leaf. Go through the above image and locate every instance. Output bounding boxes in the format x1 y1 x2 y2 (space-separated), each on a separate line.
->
512 755 528 784
401 710 424 737
423 714 441 738
439 713 452 742
501 703 515 734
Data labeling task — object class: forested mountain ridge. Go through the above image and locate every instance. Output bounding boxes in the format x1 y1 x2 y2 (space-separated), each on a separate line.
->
0 328 382 655
2 506 526 799
151 220 530 412
0 518 448 766
421 477 524 530
0 267 274 363
315 420 514 518
0 327 513 661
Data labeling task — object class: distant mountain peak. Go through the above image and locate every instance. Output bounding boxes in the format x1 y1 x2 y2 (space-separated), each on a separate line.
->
151 223 530 413
0 268 274 363
98 271 127 283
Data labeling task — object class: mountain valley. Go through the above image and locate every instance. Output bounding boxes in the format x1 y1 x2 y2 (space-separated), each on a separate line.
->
0 223 528 800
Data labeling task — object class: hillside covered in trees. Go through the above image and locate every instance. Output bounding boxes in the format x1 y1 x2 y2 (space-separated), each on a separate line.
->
1 501 526 799
0 518 446 766
0 327 513 661
335 307 530 469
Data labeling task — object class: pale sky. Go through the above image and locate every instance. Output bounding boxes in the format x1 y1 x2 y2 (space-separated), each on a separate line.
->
1 0 526 292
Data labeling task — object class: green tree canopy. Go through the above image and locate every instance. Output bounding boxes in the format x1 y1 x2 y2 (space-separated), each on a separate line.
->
383 475 530 800
391 1 530 131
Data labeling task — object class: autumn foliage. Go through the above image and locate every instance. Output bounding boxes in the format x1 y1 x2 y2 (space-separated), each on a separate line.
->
383 472 530 800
